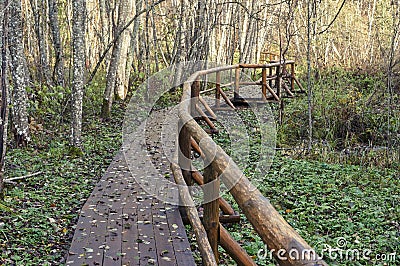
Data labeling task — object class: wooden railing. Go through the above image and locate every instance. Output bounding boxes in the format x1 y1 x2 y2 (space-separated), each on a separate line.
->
171 62 326 266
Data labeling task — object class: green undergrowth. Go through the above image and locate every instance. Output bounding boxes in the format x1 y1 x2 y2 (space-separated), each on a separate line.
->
220 154 399 266
278 68 400 166
0 104 124 265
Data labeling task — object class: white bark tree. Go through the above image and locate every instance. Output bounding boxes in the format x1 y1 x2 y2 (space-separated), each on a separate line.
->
48 0 65 87
0 0 9 195
9 0 31 147
71 0 86 149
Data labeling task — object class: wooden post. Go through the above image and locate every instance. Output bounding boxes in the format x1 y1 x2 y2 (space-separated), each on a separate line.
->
203 164 220 262
262 68 267 100
192 170 235 215
216 71 221 108
191 79 201 117
268 66 273 88
234 67 240 100
178 120 193 186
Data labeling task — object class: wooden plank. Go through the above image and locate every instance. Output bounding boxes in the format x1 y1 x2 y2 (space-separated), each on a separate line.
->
165 206 196 266
152 199 178 266
137 193 158 266
121 189 139 266
67 155 125 265
103 167 133 265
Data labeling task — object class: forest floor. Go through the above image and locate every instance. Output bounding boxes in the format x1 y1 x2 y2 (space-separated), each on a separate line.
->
0 103 399 266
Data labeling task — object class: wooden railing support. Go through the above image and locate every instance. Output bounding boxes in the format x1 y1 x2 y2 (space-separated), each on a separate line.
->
220 225 257 266
175 61 327 266
203 164 220 262
216 71 221 108
178 121 193 186
262 68 267 100
234 68 240 100
171 163 218 266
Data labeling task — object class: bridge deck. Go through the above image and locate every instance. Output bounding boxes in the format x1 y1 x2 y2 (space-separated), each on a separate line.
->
66 152 195 266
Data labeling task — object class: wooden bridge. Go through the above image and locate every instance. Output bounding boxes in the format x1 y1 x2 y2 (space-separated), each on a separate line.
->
67 61 327 266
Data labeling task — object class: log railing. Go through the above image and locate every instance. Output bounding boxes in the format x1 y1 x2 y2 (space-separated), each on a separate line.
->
171 62 327 266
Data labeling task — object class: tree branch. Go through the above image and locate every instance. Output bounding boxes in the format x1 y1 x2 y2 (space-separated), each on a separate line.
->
87 0 166 86
317 0 347 35
4 171 43 183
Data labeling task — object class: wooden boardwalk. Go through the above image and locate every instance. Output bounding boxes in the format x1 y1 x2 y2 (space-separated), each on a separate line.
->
66 152 195 266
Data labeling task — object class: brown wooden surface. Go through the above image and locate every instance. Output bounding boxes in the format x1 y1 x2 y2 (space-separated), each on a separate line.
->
220 225 256 266
202 165 220 262
191 170 234 215
66 152 195 266
178 120 193 186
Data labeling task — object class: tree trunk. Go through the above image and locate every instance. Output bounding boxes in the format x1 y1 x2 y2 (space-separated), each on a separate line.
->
0 0 9 196
29 0 52 85
71 0 86 149
48 0 65 87
9 0 31 147
115 0 135 100
101 0 134 119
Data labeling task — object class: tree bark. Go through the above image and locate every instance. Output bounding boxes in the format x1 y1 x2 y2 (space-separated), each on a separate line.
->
29 0 52 85
9 0 31 147
0 0 9 196
115 0 135 100
71 0 86 149
102 0 134 119
48 0 65 87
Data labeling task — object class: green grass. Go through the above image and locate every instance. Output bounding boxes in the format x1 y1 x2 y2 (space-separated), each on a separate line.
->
222 155 399 265
0 104 124 265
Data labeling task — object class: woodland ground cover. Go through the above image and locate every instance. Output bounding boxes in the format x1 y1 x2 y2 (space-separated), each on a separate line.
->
0 69 399 265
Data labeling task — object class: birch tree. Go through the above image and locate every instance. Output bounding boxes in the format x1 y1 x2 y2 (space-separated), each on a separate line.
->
9 0 31 147
29 0 52 85
0 0 9 195
71 0 86 149
48 0 65 87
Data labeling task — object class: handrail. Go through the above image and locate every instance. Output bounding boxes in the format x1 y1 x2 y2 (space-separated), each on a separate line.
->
174 62 327 266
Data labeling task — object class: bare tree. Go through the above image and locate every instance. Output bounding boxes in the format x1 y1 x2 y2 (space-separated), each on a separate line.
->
71 0 86 149
48 0 65 87
29 0 52 85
